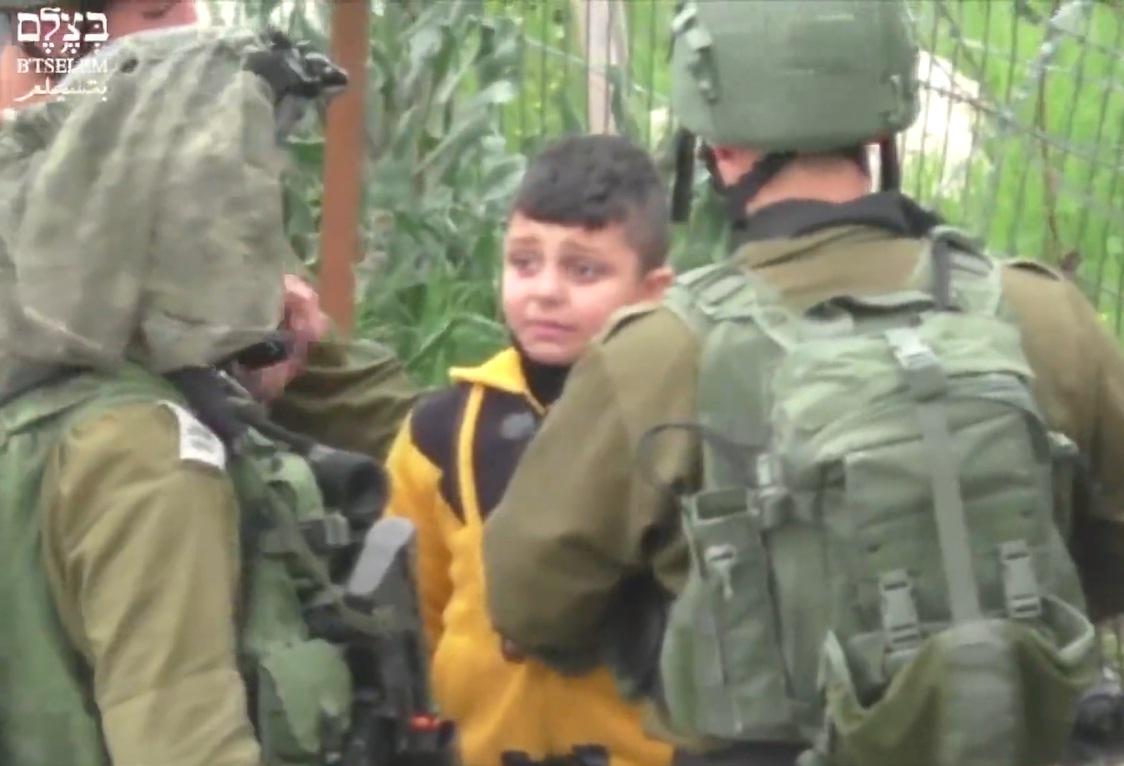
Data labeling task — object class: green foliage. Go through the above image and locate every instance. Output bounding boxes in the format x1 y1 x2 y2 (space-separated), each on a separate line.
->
213 0 530 386
352 1 527 385
481 0 670 149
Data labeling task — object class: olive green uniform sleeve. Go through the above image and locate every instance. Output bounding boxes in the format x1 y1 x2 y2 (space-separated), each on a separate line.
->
40 402 259 766
270 335 421 461
1073 289 1124 619
1016 275 1124 619
483 310 698 655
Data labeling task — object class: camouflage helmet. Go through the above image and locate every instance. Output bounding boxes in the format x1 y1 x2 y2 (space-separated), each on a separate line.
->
0 25 347 376
669 0 922 153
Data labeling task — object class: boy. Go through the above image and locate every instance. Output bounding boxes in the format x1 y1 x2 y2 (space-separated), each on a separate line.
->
384 134 675 766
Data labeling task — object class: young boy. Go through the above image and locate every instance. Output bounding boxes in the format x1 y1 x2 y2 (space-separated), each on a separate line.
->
384 134 675 766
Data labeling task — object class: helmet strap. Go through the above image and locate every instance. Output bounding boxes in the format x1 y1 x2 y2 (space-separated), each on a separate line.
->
877 137 901 192
710 140 901 226
713 150 798 226
669 128 697 224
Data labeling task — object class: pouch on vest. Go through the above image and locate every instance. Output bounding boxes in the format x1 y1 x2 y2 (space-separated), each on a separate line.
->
231 416 453 766
233 431 358 764
652 227 1099 766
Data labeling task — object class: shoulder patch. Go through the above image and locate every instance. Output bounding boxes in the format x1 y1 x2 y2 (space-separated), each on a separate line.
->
594 300 661 346
1004 258 1063 281
160 401 227 470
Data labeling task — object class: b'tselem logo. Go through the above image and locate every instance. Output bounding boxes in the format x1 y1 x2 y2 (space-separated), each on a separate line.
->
13 5 110 103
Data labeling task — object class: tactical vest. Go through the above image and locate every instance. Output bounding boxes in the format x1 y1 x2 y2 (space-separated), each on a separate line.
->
650 228 1099 766
0 365 378 765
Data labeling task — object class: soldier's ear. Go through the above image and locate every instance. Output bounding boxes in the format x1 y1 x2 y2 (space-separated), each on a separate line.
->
641 265 674 301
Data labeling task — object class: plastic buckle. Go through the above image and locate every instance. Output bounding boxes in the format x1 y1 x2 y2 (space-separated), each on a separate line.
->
1000 540 1043 621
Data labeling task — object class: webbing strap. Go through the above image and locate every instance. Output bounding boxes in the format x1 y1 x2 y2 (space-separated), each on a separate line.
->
885 328 982 624
229 456 393 637
259 514 352 555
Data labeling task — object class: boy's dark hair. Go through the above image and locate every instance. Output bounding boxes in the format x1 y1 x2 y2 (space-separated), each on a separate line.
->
511 133 671 271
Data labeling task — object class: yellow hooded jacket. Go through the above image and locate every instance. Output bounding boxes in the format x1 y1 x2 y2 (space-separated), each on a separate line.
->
384 347 673 766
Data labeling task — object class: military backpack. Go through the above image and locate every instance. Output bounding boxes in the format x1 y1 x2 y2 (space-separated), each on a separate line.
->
651 227 1099 766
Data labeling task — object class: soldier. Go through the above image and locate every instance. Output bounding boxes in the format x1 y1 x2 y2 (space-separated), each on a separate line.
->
0 25 436 766
0 0 419 462
482 3 1124 766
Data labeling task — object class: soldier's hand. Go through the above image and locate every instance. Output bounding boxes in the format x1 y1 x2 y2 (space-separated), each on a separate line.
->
282 273 332 345
254 274 331 400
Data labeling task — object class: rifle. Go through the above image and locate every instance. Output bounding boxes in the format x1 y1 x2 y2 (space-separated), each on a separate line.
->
308 517 458 766
219 378 454 766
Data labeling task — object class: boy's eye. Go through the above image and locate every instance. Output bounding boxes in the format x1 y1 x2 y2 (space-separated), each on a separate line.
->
569 261 606 280
507 252 540 272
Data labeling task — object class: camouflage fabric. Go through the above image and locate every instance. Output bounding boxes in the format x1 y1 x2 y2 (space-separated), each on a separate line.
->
0 25 298 374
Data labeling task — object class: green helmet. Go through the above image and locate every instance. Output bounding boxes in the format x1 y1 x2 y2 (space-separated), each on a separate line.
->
670 0 922 153
0 25 348 376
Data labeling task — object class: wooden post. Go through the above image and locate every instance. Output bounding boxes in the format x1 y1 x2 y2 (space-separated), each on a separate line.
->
571 0 630 135
319 0 371 338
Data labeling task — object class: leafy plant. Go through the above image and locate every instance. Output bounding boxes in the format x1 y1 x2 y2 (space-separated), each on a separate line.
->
212 0 530 385
351 0 528 384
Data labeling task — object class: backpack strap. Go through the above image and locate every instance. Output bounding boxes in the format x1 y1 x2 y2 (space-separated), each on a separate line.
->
883 326 983 625
409 385 471 522
909 225 1004 317
666 262 809 351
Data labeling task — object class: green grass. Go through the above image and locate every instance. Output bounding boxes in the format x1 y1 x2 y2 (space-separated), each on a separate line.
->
910 1 1124 329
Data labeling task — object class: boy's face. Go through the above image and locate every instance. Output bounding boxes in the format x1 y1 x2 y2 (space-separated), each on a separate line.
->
501 211 673 367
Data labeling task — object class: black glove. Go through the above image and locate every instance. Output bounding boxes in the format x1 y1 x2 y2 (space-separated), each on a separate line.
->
243 28 350 140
